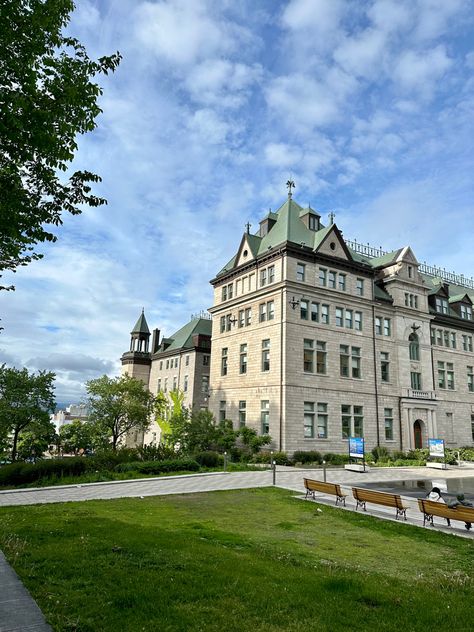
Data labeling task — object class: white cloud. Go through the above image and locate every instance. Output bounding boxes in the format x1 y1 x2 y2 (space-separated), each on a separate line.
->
281 0 345 34
393 45 452 95
334 28 388 79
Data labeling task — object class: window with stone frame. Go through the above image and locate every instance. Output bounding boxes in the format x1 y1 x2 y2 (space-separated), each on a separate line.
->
384 408 394 440
245 308 252 326
260 268 267 287
201 375 209 393
238 309 245 328
319 267 327 287
345 309 353 329
321 304 330 324
463 335 473 352
262 339 270 372
296 263 306 282
341 405 363 438
238 401 246 427
435 296 449 314
268 265 275 283
183 375 188 392
411 372 422 390
328 270 336 289
340 345 350 377
380 352 390 382
317 403 328 438
316 341 327 374
461 304 473 320
355 311 363 331
219 401 226 422
220 316 226 333
409 333 420 361
304 339 314 373
261 400 270 434
221 348 228 376
336 307 343 327
356 277 364 296
239 344 248 374
300 299 308 320
338 274 346 291
310 301 319 322
467 366 474 392
304 402 314 438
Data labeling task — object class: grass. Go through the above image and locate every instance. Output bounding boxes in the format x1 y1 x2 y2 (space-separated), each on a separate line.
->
0 488 473 631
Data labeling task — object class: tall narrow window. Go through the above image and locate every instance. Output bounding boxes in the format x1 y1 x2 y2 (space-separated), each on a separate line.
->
157 378 161 392
446 362 455 390
173 376 177 390
353 406 363 437
338 274 346 291
467 366 474 392
183 375 188 392
261 400 270 434
296 263 305 282
311 302 319 322
355 312 362 331
461 304 473 320
164 378 168 392
268 301 275 320
316 341 327 374
226 314 232 331
300 299 308 320
262 339 270 372
238 401 246 427
380 352 390 382
221 348 228 376
340 345 349 377
356 278 364 296
471 414 474 441
321 304 330 324
345 309 353 329
317 403 328 438
341 405 351 439
319 268 327 286
220 316 226 333
238 309 245 328
219 401 226 422
201 375 209 393
239 344 247 374
185 355 190 366
268 265 275 283
384 408 393 440
304 339 314 373
260 268 267 287
245 308 252 326
259 303 266 323
383 318 391 336
409 333 420 361
304 402 314 438
351 347 361 378
411 372 422 390
438 361 446 389
328 271 336 289
203 355 210 366
375 317 382 335
335 307 343 327
451 332 457 349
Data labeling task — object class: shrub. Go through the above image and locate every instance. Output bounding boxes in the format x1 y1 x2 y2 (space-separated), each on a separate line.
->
114 462 142 473
371 446 390 462
323 453 350 465
271 451 291 465
251 451 275 464
292 450 322 465
459 447 474 462
195 451 221 467
135 458 200 475
0 458 87 486
136 443 178 462
391 450 406 461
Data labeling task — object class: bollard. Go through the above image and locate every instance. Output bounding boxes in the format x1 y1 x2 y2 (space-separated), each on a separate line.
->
323 460 326 483
272 460 276 486
224 451 227 472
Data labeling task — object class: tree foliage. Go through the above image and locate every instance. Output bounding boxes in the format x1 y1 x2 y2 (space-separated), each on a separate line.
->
86 375 155 451
0 364 56 461
0 0 121 289
59 419 94 455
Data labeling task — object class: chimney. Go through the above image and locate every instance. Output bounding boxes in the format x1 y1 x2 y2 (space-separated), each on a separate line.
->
151 328 161 354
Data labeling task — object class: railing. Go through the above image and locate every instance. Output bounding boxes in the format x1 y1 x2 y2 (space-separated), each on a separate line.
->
345 238 474 290
191 310 212 320
404 389 437 400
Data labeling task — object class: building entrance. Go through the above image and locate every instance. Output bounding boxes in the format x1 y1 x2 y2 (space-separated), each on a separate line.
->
414 419 423 449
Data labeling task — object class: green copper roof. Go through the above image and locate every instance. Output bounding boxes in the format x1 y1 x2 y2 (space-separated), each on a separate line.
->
368 249 403 268
448 293 470 304
131 310 150 335
163 317 212 352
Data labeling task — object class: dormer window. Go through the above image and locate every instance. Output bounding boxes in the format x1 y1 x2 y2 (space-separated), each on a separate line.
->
308 215 318 231
408 266 413 279
461 304 473 320
435 297 449 314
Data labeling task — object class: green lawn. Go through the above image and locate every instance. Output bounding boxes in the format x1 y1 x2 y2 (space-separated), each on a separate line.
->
0 488 473 631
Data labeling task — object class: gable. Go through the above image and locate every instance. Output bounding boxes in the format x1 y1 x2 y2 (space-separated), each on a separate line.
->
315 225 352 261
396 246 419 265
235 233 261 268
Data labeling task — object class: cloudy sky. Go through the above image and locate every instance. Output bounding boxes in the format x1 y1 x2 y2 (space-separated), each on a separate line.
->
1 0 474 404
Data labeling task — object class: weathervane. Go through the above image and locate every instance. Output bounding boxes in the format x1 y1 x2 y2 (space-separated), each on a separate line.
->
328 211 335 225
245 222 251 234
286 179 295 198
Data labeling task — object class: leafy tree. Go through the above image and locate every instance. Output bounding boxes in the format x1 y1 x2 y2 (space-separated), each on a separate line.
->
0 364 56 461
16 419 56 461
167 409 239 455
0 0 121 289
86 375 155 451
237 426 272 458
59 419 94 455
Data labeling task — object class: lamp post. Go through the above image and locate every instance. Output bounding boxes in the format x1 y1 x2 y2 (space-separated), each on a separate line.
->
224 451 227 472
272 460 276 486
323 460 327 482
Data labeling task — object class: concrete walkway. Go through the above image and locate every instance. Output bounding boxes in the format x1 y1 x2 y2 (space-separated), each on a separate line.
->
0 464 473 631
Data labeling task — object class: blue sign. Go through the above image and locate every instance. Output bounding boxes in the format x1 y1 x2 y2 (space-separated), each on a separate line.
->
428 438 445 459
349 437 365 459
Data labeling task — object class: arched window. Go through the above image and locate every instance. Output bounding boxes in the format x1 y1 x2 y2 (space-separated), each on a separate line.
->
409 333 420 361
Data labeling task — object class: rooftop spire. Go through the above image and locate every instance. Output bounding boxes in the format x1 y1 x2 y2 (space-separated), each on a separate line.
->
328 211 335 225
286 179 295 199
131 310 150 335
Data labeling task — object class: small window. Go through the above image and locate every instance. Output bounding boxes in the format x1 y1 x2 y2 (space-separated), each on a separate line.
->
384 408 394 440
338 274 346 291
319 268 327 287
296 263 305 282
201 375 209 394
356 278 364 296
261 400 270 434
328 271 336 289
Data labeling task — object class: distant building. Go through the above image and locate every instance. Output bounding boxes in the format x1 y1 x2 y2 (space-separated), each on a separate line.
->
208 189 474 455
121 310 212 445
51 403 89 432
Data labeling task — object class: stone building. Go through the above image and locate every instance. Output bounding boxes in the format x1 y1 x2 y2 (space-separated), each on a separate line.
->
121 310 212 445
208 189 474 455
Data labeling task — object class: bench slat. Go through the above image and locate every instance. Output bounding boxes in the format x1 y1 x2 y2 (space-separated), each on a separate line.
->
418 499 474 528
304 478 347 506
352 487 407 520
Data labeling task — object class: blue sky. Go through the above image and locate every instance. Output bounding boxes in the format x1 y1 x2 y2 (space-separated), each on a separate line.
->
1 0 474 403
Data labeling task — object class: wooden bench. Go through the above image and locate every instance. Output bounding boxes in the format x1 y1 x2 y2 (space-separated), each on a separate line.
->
418 499 474 530
304 478 347 506
352 487 407 520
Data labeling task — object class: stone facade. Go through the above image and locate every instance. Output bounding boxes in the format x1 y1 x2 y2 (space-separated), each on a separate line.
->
208 195 474 455
121 312 211 446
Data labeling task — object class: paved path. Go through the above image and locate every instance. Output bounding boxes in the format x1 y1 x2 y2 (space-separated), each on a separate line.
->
1 464 473 631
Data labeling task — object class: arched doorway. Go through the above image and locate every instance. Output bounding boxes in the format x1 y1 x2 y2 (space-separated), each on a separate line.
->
414 420 423 448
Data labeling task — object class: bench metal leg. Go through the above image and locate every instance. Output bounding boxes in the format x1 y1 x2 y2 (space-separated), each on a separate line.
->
396 508 407 521
335 496 346 507
423 513 434 527
355 499 366 511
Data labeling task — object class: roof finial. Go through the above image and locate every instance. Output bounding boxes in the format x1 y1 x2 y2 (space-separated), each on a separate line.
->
286 179 295 199
142 307 144 314
245 222 251 234
328 211 335 225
